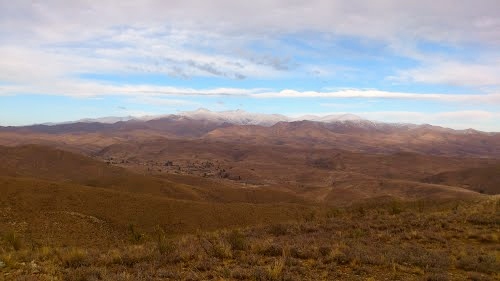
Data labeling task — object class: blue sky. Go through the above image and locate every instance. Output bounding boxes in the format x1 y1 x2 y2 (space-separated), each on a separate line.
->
1 1 499 131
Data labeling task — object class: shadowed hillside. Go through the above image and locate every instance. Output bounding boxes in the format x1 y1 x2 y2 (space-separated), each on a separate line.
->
424 164 500 195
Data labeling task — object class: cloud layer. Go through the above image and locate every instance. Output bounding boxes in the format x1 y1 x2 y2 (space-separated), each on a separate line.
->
1 1 499 130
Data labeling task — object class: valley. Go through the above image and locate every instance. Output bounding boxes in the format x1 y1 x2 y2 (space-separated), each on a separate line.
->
0 110 499 280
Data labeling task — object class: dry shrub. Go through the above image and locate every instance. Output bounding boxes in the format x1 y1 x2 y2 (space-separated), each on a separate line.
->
199 232 232 259
128 224 145 244
318 246 331 257
456 252 498 274
119 245 154 267
290 246 317 260
3 231 22 251
101 249 123 265
478 233 498 243
227 229 248 251
266 257 285 281
260 244 283 257
268 223 291 236
155 225 176 255
60 248 88 268
63 266 102 281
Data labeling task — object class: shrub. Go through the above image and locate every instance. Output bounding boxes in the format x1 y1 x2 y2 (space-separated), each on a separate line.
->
290 246 317 260
227 230 247 251
260 244 283 257
60 248 88 268
390 201 403 215
120 245 154 267
155 225 176 255
266 257 285 281
268 224 289 236
211 240 232 259
199 233 232 259
3 231 22 251
319 246 331 257
456 252 498 274
128 224 144 244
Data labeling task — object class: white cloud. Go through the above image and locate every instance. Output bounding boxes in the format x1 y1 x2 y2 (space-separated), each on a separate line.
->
2 1 499 45
2 81 262 97
255 89 500 104
1 1 499 93
4 79 500 105
391 61 500 87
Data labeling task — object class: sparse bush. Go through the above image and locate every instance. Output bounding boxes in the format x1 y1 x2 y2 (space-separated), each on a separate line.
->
303 210 317 222
64 266 102 281
319 246 331 257
104 249 123 265
266 257 285 281
37 246 56 261
3 231 22 251
227 229 247 251
128 224 144 244
456 252 498 274
290 246 317 260
120 245 154 267
199 233 232 259
326 207 342 218
211 240 232 259
268 223 289 236
155 225 176 255
260 244 283 257
60 248 88 268
390 200 403 215
478 233 498 243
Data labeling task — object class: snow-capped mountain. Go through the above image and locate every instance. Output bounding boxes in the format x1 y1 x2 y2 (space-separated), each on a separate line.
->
175 108 366 126
29 109 489 136
36 108 369 127
177 108 290 126
295 113 364 123
76 116 139 124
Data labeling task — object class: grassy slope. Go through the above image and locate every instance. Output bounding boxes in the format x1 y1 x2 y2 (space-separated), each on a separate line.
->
1 195 498 280
0 176 314 248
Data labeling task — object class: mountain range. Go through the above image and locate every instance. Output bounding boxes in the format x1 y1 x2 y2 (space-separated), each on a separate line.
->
36 108 377 127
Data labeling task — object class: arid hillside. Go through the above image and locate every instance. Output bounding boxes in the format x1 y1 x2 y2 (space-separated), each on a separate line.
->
0 145 306 204
424 164 500 195
0 116 499 280
1 117 499 158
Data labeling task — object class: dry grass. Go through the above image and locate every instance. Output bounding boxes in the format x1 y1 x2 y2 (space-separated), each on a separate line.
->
1 197 498 280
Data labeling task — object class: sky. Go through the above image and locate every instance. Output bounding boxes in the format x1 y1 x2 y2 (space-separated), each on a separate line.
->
0 1 499 131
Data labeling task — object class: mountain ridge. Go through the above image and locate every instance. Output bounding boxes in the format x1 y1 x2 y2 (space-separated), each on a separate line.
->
2 108 497 134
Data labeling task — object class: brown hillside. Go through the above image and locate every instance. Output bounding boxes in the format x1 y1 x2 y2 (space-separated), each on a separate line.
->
424 164 500 195
0 176 314 247
0 144 306 204
205 121 500 158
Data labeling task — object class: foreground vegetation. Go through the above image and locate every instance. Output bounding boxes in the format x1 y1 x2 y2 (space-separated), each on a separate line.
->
1 197 498 281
